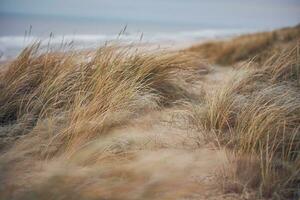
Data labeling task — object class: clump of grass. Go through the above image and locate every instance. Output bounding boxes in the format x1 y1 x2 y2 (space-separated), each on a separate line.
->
0 42 206 198
0 42 201 153
61 46 198 154
191 46 300 199
188 25 300 66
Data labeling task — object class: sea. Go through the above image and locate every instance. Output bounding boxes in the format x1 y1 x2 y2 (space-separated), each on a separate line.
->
0 13 273 61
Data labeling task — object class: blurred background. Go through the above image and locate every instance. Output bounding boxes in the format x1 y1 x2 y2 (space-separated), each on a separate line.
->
0 0 300 60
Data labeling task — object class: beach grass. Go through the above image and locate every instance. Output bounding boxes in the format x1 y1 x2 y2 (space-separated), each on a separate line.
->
0 26 299 200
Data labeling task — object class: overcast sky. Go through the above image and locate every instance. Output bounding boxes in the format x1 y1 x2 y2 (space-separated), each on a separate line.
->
0 0 300 28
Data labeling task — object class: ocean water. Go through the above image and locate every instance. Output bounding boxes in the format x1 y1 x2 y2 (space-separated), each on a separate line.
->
1 0 299 61
0 13 269 61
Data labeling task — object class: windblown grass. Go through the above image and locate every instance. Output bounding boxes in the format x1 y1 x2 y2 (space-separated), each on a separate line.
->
0 43 200 152
2 26 299 199
188 25 300 66
0 42 207 199
191 46 300 199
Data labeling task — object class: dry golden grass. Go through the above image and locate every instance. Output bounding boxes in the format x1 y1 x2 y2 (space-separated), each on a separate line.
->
0 43 201 151
1 27 300 200
188 25 300 66
191 46 300 199
0 42 210 200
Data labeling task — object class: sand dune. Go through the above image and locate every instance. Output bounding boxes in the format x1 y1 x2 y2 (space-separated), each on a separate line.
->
0 26 299 200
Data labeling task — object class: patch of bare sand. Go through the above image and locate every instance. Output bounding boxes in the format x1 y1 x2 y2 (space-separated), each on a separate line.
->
200 65 236 90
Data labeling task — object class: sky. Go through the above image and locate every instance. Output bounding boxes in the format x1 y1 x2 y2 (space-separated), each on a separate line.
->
0 0 300 29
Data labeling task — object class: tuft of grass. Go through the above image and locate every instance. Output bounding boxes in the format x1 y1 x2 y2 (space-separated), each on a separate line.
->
191 46 300 199
0 42 206 199
0 42 201 153
188 25 300 66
